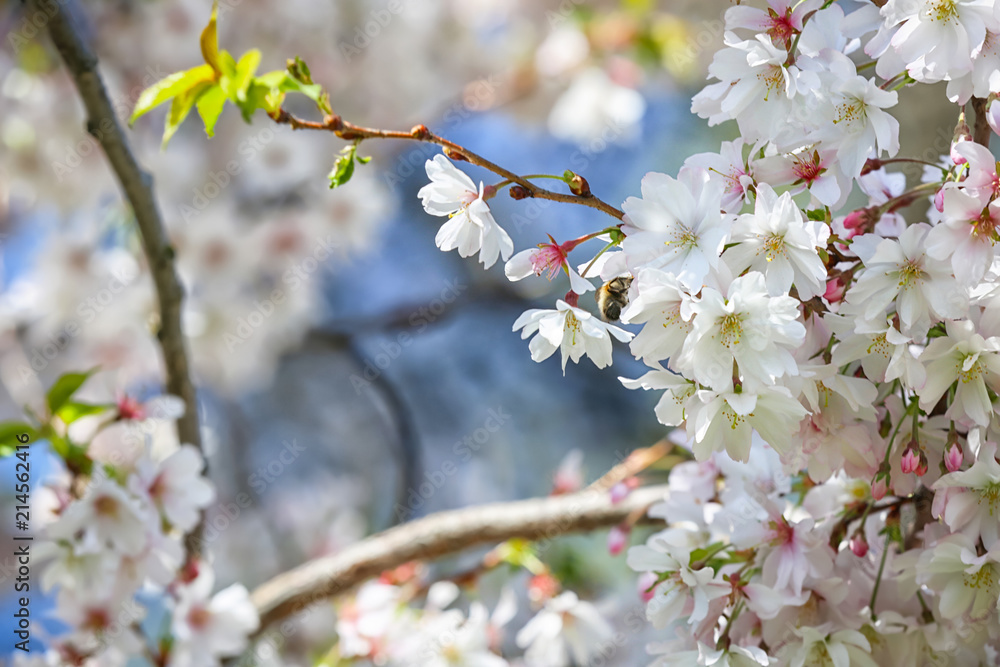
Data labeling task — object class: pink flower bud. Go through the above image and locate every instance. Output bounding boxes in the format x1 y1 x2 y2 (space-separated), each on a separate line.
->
915 451 929 477
934 187 946 213
945 440 964 472
609 481 631 504
900 447 920 474
637 571 658 602
843 209 866 230
608 524 630 556
823 277 846 303
849 533 869 557
871 476 888 501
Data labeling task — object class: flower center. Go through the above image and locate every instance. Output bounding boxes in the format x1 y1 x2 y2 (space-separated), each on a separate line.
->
530 246 565 280
762 234 786 262
188 605 213 630
926 0 959 23
972 208 999 242
793 156 823 184
897 259 924 288
964 564 997 591
717 312 745 348
665 225 699 249
565 311 582 346
757 65 784 100
980 482 1000 514
834 99 865 127
93 494 120 518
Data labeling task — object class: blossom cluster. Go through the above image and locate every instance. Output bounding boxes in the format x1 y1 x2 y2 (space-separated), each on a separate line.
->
16 394 258 667
412 0 1000 663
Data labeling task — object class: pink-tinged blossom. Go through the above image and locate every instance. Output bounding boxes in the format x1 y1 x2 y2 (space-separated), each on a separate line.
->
505 237 595 294
926 187 1000 286
170 569 260 666
46 478 150 557
515 591 613 667
917 534 1000 622
933 441 1000 547
684 139 757 212
131 444 215 532
918 319 1000 428
845 224 966 338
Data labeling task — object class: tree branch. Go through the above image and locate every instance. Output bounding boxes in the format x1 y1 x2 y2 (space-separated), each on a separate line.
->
971 97 993 148
248 483 669 635
30 0 205 552
270 110 626 221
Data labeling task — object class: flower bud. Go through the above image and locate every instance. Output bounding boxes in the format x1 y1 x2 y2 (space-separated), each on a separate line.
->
823 277 846 303
934 187 946 213
900 446 920 474
509 185 531 200
610 482 632 505
637 571 658 602
944 440 964 472
608 524 630 556
563 170 591 196
528 573 560 603
951 111 972 166
849 533 869 557
871 475 888 501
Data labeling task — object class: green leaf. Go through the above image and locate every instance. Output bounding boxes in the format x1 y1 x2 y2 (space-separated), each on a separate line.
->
56 401 113 425
200 0 221 75
328 146 357 189
130 64 215 126
163 81 213 148
195 84 227 137
0 422 36 457
47 370 96 415
805 208 827 221
232 49 262 103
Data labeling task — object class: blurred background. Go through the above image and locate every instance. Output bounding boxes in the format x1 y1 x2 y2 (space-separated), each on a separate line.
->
0 0 963 662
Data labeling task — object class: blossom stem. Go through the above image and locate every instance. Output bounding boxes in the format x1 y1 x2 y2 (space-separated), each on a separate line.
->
876 157 948 171
971 97 993 148
869 533 892 620
580 240 619 278
270 109 626 220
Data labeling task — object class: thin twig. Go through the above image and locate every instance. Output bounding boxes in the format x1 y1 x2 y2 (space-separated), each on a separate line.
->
248 483 669 636
270 110 626 221
30 0 205 554
587 438 673 492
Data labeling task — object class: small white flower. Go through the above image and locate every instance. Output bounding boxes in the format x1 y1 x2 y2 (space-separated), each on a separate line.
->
170 568 260 666
725 184 830 299
515 591 613 667
679 272 805 390
132 444 215 531
418 154 513 269
620 168 731 289
845 223 966 338
512 300 632 374
46 478 150 556
917 534 1000 622
619 268 696 366
918 319 1000 427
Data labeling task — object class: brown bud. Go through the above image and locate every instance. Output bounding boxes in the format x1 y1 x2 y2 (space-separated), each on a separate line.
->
410 124 430 139
443 146 468 162
567 172 590 196
860 158 882 175
509 185 532 200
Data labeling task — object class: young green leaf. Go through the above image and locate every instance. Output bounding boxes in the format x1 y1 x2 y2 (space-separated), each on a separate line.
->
200 0 222 75
195 84 227 137
163 81 213 148
232 49 262 103
329 146 357 189
46 370 96 414
0 422 36 457
56 401 113 425
130 64 215 126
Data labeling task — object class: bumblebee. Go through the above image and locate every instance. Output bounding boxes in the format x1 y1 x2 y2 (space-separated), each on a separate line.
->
595 276 633 322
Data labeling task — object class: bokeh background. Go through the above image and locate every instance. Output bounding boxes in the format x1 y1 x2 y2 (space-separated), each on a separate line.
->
0 0 964 662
